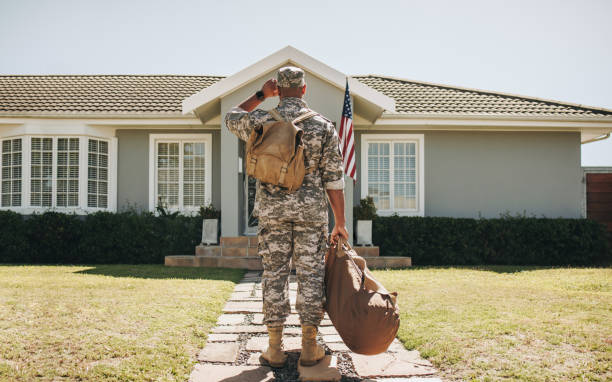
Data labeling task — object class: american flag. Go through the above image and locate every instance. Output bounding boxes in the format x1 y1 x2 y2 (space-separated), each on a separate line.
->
339 80 356 181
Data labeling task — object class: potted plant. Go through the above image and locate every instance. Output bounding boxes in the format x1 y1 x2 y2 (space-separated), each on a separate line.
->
353 196 377 246
199 203 221 245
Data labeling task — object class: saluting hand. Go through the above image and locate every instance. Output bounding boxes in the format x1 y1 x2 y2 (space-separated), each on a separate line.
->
261 79 279 99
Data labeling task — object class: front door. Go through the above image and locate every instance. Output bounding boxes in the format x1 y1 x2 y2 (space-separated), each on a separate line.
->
244 173 258 234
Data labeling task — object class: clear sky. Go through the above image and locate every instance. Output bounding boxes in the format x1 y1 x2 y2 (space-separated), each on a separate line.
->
1 0 610 165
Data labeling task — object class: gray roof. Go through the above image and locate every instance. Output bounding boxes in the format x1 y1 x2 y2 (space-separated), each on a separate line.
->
1 74 611 118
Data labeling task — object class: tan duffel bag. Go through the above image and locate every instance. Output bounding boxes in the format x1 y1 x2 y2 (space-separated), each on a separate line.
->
324 238 400 355
245 109 317 192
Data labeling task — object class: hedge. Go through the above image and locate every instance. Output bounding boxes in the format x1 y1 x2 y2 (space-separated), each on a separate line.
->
0 210 202 264
371 215 612 265
1 210 610 266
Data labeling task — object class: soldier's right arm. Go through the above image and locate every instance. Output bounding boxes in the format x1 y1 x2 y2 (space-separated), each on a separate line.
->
225 79 279 141
224 107 269 142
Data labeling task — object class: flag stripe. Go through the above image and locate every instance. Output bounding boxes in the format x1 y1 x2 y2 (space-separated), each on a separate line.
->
339 80 356 182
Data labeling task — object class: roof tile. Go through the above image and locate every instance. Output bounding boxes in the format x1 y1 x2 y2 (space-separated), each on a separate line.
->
0 74 610 117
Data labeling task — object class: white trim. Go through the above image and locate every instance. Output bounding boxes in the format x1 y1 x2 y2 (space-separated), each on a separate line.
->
361 134 425 216
148 133 212 214
181 46 395 115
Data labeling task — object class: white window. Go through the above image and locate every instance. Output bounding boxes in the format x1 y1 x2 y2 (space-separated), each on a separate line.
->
361 134 424 216
57 138 80 207
88 139 109 208
30 137 54 207
0 134 116 214
149 134 212 213
1 138 22 207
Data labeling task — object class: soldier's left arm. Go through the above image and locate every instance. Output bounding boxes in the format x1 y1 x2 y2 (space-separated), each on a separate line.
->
319 121 345 191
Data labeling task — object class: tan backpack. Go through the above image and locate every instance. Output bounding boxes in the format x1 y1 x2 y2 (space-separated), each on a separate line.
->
245 109 318 192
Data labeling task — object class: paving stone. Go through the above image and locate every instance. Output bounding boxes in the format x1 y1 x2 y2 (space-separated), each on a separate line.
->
245 336 269 352
230 292 254 300
350 352 437 378
217 314 246 325
284 327 302 335
246 336 303 352
251 313 264 325
326 342 351 352
251 313 301 326
247 352 265 366
208 333 239 342
322 335 343 343
189 364 274 382
197 342 240 363
223 301 262 313
297 354 341 381
212 325 267 334
320 319 333 326
318 326 338 335
234 283 256 292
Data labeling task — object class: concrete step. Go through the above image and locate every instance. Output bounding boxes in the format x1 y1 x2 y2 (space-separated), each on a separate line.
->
220 237 249 248
166 255 411 270
195 245 256 257
354 246 379 257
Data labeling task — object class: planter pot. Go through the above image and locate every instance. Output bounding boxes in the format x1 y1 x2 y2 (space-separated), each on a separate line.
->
356 220 373 246
202 219 219 245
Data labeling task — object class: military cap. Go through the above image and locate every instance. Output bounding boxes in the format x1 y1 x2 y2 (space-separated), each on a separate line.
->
277 66 306 88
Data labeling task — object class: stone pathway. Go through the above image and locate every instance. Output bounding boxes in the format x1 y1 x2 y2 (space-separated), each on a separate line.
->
190 271 442 382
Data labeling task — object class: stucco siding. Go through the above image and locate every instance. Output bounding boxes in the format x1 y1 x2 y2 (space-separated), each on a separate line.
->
354 130 582 218
116 129 221 212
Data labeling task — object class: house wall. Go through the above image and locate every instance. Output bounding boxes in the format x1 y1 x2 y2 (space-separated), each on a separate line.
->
354 130 583 218
220 67 353 236
116 128 221 212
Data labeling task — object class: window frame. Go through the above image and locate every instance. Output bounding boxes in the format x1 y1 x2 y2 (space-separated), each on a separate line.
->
0 134 117 214
148 134 212 215
1 137 23 207
360 134 425 216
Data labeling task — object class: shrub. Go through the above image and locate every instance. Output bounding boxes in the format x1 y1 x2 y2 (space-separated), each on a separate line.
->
0 210 203 264
372 214 612 266
354 196 377 220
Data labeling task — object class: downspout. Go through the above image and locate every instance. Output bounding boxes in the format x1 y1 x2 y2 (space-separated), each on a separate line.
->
581 132 610 144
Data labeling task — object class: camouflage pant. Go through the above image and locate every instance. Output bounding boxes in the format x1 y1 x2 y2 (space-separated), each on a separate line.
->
258 218 328 327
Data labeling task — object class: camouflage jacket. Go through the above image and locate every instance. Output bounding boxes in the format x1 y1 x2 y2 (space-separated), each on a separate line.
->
225 97 344 223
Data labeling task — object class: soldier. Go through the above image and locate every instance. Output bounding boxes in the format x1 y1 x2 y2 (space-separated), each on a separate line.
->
225 66 349 367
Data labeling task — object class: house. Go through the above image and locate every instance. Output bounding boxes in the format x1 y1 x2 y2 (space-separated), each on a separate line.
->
2 46 612 245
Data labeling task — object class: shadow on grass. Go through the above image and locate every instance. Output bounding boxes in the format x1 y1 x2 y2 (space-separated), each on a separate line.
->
72 264 246 281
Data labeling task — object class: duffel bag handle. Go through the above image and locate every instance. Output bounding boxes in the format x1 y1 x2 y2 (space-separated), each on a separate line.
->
336 237 398 307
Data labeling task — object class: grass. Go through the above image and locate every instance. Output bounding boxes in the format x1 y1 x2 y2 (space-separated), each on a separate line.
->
0 265 244 381
372 266 612 382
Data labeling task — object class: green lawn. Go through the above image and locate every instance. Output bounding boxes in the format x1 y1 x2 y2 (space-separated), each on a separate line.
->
1 266 610 381
372 267 612 382
0 265 244 381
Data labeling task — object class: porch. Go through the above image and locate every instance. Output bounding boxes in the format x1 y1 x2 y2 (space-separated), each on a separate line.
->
164 236 412 269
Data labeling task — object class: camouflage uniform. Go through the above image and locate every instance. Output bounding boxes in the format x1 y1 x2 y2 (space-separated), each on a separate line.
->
225 66 344 326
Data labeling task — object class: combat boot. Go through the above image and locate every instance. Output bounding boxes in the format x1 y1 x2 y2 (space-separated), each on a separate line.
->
259 325 287 367
299 324 326 366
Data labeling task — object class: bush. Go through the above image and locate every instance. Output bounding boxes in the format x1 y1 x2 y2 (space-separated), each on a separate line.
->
372 214 612 266
353 196 377 221
0 210 203 264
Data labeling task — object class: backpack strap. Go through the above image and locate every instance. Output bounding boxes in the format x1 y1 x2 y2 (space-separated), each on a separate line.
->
292 111 318 124
269 109 284 122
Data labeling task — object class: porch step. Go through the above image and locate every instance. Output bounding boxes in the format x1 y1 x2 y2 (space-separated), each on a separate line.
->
198 239 379 258
219 236 258 248
165 255 410 270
